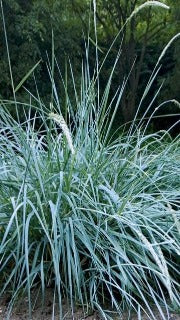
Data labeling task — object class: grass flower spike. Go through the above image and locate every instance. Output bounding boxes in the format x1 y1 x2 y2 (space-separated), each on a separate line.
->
49 111 75 155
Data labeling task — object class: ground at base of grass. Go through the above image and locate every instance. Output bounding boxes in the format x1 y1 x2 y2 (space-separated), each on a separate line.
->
0 289 179 320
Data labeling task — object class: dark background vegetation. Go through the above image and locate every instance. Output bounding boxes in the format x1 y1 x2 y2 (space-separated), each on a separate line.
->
0 0 179 134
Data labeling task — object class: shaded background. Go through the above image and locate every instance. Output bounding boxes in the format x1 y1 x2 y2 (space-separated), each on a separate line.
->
0 0 179 134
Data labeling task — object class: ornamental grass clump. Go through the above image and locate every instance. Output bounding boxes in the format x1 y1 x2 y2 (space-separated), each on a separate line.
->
0 2 180 319
0 79 180 320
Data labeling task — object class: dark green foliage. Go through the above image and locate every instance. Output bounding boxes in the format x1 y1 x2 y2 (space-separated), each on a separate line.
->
0 0 179 125
0 0 82 102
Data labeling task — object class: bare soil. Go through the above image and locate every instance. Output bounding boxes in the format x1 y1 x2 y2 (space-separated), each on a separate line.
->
0 289 179 320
